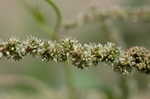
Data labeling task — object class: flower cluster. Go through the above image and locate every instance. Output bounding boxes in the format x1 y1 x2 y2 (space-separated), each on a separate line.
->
0 37 150 75
114 47 150 74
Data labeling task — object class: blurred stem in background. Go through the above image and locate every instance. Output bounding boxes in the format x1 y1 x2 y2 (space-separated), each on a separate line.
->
100 15 129 99
22 0 79 99
64 63 80 99
45 0 62 39
45 0 62 29
21 0 62 40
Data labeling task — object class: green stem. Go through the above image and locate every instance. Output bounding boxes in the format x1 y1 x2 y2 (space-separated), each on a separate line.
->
22 0 62 39
45 0 62 33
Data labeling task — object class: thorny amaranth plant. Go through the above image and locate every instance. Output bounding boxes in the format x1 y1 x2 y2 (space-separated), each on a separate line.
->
0 37 150 75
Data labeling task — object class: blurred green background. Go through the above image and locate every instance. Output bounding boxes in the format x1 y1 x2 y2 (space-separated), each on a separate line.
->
0 0 150 99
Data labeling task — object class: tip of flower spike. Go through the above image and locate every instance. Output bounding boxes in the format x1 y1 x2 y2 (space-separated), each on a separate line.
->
114 46 150 75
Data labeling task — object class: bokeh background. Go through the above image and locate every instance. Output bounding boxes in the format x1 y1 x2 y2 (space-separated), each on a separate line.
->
0 0 150 99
